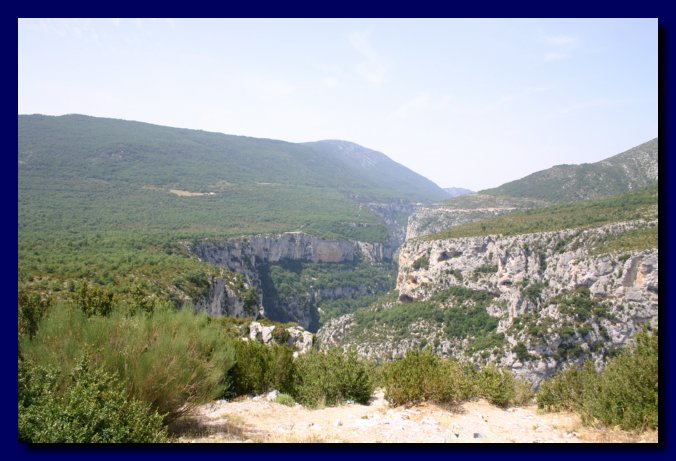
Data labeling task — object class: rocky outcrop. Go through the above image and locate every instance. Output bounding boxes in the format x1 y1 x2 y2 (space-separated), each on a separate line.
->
397 220 657 314
193 277 250 318
319 219 658 387
193 232 392 270
247 321 314 356
190 232 393 329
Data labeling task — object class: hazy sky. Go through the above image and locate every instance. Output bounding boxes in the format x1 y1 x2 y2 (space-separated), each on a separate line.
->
18 18 657 191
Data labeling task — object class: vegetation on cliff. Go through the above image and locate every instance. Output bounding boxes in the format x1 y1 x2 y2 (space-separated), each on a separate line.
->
426 186 657 241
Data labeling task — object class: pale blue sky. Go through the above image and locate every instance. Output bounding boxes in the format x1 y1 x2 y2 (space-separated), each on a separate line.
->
18 18 657 191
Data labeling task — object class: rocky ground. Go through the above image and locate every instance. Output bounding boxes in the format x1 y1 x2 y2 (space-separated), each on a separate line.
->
171 390 657 444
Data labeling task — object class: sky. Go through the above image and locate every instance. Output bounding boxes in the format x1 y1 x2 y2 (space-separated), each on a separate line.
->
18 18 657 191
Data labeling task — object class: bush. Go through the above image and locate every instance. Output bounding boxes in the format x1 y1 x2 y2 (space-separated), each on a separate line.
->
537 328 658 431
412 255 430 270
291 349 373 408
19 356 167 443
18 288 52 339
473 264 498 276
513 341 531 362
582 327 658 430
76 283 114 317
513 377 535 406
382 348 469 406
20 304 235 420
537 361 596 412
227 340 295 396
275 393 295 406
475 364 516 408
522 283 547 305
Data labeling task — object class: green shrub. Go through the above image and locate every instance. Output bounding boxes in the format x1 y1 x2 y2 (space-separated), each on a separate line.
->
513 377 535 406
275 393 295 406
18 288 52 339
382 348 469 406
538 328 658 431
243 287 259 314
76 283 114 317
272 326 291 344
513 341 531 363
19 356 167 443
475 364 516 408
522 283 546 305
20 303 235 420
537 361 596 412
581 327 658 430
412 255 430 270
448 269 463 282
473 264 498 275
291 349 373 408
227 340 295 396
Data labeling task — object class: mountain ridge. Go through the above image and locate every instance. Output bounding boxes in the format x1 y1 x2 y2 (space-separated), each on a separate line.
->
19 114 448 245
406 138 658 239
480 138 658 203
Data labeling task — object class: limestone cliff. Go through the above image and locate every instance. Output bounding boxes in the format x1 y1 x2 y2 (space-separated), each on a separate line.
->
318 219 658 387
190 232 393 329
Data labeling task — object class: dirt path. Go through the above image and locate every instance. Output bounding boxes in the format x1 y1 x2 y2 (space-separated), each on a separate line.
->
173 390 657 443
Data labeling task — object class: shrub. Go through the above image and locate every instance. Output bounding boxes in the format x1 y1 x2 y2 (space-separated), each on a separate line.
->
275 393 295 406
76 283 114 317
20 304 235 420
582 327 658 430
513 341 531 362
227 340 295 396
19 356 167 443
272 326 291 344
513 377 535 406
291 349 373 408
473 264 498 276
243 287 259 314
412 255 430 270
522 283 546 305
475 364 516 408
18 288 52 339
537 361 596 412
382 348 469 406
537 328 658 431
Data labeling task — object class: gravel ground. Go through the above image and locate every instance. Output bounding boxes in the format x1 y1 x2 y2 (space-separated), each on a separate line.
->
173 390 657 444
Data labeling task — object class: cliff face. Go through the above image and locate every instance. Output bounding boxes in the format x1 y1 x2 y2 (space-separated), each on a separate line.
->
397 221 657 319
406 205 517 240
405 194 547 240
319 219 658 387
190 232 393 329
363 201 414 251
193 232 391 269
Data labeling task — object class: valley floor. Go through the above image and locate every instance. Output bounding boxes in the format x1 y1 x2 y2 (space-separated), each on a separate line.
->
172 390 657 444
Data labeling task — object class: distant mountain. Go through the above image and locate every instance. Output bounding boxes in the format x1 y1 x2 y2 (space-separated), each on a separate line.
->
304 140 448 202
443 187 474 198
480 138 658 203
18 114 447 244
407 138 658 239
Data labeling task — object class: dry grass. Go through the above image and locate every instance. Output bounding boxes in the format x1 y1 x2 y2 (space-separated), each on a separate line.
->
575 423 658 443
169 414 247 442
